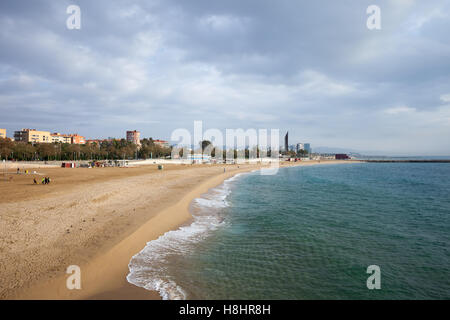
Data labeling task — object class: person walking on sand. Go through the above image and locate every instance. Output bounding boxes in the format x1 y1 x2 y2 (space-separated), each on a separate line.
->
33 178 37 184
17 168 19 174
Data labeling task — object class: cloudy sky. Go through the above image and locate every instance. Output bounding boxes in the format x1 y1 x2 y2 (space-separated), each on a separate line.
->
0 0 449 155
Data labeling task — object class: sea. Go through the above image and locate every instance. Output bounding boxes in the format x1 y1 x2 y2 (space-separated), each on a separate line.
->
127 162 450 299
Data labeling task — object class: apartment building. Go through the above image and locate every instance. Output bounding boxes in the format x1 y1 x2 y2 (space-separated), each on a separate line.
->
154 139 170 148
51 133 85 144
14 129 51 143
70 134 86 144
51 133 71 143
13 129 85 144
126 130 141 146
0 128 6 139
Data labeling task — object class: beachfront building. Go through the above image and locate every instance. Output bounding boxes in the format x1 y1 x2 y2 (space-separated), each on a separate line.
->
62 135 72 144
0 128 6 139
126 130 141 146
296 142 311 154
154 139 170 148
69 134 86 144
51 133 71 143
51 133 85 144
14 130 86 144
14 129 51 143
51 133 65 143
304 143 311 153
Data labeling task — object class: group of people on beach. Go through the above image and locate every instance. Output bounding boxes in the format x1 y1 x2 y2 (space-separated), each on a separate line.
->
33 177 51 185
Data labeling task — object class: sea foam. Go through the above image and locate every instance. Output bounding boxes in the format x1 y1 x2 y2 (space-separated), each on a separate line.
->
126 172 246 300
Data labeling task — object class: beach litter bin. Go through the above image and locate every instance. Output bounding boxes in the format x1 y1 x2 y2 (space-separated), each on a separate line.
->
158 165 164 170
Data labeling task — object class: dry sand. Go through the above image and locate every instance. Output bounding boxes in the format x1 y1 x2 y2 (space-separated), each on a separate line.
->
0 160 358 299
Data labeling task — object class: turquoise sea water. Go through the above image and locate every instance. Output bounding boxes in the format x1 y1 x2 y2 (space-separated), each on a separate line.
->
127 163 450 299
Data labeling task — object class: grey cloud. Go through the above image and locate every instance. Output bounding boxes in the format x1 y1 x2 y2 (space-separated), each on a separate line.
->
0 0 449 154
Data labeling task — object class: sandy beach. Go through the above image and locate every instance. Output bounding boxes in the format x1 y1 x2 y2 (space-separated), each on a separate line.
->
0 160 356 299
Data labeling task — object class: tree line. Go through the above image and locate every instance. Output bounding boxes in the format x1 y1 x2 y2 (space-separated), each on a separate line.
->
0 137 171 161
0 137 308 161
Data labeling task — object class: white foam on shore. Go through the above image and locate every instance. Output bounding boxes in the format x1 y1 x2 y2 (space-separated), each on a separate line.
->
126 172 249 300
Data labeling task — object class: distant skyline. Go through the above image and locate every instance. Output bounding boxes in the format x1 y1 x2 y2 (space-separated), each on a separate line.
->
1 0 450 155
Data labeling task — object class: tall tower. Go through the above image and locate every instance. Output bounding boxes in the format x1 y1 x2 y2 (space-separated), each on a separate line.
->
284 131 289 153
304 143 311 153
126 130 141 146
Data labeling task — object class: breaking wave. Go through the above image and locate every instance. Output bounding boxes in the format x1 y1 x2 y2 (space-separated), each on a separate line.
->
126 172 246 300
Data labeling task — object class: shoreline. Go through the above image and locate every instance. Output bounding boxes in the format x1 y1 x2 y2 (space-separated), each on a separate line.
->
4 160 359 299
126 166 256 299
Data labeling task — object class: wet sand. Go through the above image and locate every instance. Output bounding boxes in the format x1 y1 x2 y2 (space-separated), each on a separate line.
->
0 160 358 299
